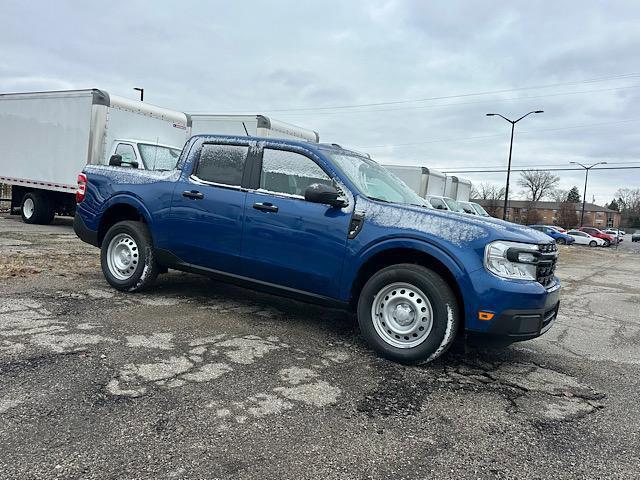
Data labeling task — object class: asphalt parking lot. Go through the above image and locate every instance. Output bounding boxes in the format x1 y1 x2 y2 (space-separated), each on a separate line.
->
1 215 639 479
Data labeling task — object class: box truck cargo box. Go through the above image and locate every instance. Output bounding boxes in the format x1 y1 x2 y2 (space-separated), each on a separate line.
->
0 89 188 224
382 165 448 197
188 114 319 143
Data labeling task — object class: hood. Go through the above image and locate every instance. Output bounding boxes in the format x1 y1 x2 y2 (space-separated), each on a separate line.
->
363 199 554 248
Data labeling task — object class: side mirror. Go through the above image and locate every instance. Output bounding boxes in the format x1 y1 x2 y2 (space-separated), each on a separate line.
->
109 154 139 169
304 183 346 208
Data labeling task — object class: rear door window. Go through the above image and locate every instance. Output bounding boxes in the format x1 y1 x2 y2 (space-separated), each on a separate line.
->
194 144 249 186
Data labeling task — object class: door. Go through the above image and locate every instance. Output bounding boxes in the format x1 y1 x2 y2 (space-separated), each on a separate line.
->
241 147 352 298
168 142 252 274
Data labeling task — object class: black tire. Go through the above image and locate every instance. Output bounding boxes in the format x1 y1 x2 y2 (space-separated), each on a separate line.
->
556 238 566 245
100 221 159 292
603 239 610 247
589 240 597 247
21 191 54 225
357 264 459 364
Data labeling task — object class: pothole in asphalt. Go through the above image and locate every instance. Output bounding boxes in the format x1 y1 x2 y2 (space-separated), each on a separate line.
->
357 356 605 424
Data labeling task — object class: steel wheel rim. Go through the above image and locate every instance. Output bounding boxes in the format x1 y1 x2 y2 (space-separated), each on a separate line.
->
23 198 34 219
106 233 139 280
371 282 434 349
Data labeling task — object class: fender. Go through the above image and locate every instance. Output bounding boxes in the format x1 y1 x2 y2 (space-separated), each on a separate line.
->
341 236 468 294
99 193 154 227
340 236 477 322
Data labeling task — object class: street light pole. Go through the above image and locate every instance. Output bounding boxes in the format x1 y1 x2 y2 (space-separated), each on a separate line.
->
486 110 544 220
134 87 144 101
569 161 608 227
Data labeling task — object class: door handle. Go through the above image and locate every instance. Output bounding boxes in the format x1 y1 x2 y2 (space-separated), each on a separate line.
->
253 202 278 213
182 190 204 200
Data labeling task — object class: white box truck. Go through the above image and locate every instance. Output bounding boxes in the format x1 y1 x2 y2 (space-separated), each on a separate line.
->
188 114 319 143
0 89 189 224
382 165 448 197
444 175 472 202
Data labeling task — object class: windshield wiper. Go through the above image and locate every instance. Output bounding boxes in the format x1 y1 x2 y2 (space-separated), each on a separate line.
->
368 196 392 203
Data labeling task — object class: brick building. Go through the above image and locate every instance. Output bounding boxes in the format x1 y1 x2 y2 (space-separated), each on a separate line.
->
474 199 621 228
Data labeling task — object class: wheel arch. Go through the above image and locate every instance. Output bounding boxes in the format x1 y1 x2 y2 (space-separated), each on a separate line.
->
97 197 152 246
348 242 469 332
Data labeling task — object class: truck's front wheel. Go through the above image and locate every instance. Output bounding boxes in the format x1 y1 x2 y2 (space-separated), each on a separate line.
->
101 221 159 292
357 264 459 364
21 192 54 225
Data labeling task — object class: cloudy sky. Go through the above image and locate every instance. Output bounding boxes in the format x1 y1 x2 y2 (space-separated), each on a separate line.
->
2 0 639 203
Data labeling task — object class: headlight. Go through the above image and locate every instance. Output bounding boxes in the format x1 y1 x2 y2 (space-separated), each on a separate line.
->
484 241 540 281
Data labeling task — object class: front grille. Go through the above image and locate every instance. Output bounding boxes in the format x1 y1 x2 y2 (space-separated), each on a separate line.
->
536 242 558 287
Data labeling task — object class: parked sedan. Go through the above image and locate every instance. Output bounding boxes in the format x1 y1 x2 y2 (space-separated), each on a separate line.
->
567 230 606 247
529 225 575 245
577 227 616 247
632 232 640 242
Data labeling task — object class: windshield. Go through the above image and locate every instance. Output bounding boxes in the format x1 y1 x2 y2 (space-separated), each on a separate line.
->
458 201 477 214
138 144 182 170
444 197 464 212
328 153 427 206
471 202 489 216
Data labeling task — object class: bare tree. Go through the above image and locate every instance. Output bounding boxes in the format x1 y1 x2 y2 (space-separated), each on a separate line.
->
615 188 640 227
549 188 569 203
518 170 560 203
471 182 505 217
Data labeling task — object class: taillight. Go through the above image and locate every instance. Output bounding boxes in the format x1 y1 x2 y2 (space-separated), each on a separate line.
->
76 173 87 203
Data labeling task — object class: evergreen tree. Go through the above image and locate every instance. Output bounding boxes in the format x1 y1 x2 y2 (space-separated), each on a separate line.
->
607 198 620 211
567 186 581 203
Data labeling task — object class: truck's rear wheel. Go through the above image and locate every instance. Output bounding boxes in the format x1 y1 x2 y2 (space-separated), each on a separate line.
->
357 264 459 364
21 192 54 225
101 221 159 292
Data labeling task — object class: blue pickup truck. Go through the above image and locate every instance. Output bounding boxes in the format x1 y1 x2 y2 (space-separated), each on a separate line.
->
74 135 560 363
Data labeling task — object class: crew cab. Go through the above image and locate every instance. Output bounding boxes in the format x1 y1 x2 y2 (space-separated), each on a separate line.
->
74 135 561 363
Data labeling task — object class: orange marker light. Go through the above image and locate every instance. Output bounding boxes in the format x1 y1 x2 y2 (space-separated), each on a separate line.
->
478 311 495 321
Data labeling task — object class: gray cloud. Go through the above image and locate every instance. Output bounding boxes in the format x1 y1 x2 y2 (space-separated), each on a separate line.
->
1 0 639 203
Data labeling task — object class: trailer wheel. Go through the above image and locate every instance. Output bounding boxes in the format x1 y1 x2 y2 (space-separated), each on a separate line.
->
21 192 54 225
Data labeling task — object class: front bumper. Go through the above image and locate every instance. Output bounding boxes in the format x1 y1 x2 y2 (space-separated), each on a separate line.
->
464 267 560 342
474 284 560 341
73 213 99 247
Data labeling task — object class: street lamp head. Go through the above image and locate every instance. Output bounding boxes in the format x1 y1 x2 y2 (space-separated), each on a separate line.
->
569 161 577 164
534 110 544 114
600 161 608 165
486 113 496 116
